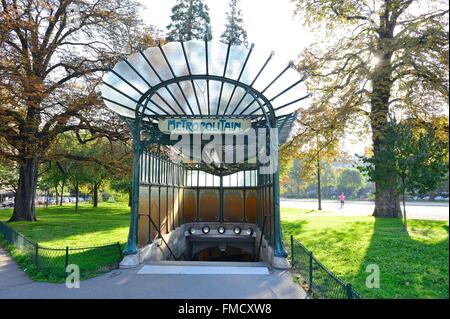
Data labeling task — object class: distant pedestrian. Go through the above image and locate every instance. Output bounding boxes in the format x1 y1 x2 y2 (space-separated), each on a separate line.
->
339 193 345 208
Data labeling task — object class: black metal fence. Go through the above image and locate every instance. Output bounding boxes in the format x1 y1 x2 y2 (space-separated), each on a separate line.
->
0 222 123 281
289 235 363 299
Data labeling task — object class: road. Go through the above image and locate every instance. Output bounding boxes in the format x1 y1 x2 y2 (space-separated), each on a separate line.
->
281 199 449 221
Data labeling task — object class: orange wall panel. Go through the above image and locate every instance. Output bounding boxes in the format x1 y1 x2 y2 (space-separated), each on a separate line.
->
183 189 197 222
168 187 174 232
224 189 244 222
160 187 167 234
138 186 149 246
199 189 220 221
246 189 257 223
150 186 159 241
173 188 179 228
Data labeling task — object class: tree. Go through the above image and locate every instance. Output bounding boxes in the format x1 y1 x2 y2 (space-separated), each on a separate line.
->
0 158 18 193
317 161 337 198
81 136 131 208
40 131 131 209
220 0 248 46
110 179 132 207
292 0 449 217
337 168 365 198
285 131 340 209
0 0 146 221
359 119 449 230
50 134 89 211
287 159 313 197
166 0 212 41
38 162 66 206
287 160 300 196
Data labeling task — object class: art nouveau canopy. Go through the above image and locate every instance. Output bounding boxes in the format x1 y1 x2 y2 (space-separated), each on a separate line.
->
100 40 309 259
100 40 308 138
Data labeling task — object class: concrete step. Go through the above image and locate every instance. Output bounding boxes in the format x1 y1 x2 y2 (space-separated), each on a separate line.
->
145 260 269 267
138 261 270 275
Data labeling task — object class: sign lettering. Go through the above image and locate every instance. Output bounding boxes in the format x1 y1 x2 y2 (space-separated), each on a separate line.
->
158 118 251 134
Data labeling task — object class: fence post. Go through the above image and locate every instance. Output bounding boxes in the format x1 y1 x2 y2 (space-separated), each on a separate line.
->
65 246 69 271
117 242 123 259
35 243 39 270
346 283 353 299
290 235 294 268
309 251 313 294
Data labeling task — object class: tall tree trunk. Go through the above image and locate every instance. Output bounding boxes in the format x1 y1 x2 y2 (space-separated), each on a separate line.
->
75 180 79 212
9 157 38 222
317 155 322 210
128 189 132 207
45 188 49 208
60 182 64 206
401 177 408 231
187 0 193 39
402 190 407 231
55 187 59 206
370 20 401 218
93 183 99 207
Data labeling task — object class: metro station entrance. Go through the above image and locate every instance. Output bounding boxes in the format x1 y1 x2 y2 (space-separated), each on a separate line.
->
101 40 309 268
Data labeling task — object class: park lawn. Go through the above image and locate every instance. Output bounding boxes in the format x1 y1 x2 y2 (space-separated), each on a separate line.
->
0 202 130 282
0 202 130 247
281 207 449 299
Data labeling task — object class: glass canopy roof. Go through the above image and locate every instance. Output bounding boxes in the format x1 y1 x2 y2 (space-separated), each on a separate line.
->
100 40 309 124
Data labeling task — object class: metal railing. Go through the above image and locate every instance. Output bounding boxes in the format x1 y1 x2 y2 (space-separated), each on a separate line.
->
289 235 363 299
0 221 123 281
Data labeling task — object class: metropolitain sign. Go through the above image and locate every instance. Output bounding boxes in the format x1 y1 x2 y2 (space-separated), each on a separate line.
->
158 118 252 134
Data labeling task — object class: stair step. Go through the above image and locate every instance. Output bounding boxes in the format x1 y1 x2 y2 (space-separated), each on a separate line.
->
138 262 269 276
145 260 269 267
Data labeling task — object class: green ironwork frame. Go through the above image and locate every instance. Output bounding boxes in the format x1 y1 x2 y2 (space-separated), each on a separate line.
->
106 41 307 260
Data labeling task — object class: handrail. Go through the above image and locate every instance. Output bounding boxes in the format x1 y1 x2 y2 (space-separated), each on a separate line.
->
148 217 186 261
255 215 267 261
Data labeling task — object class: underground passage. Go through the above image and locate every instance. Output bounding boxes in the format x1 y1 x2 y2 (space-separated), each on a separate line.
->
100 39 309 268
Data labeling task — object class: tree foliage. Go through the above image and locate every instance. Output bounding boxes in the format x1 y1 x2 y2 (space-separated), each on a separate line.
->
166 0 212 41
337 168 366 197
40 131 132 208
291 0 449 217
0 157 18 192
220 0 248 46
0 0 149 221
358 118 449 227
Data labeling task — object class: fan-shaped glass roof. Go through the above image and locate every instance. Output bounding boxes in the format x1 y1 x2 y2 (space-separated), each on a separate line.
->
100 40 309 129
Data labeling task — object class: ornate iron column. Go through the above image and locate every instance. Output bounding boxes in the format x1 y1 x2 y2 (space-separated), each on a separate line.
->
123 127 142 255
271 121 287 258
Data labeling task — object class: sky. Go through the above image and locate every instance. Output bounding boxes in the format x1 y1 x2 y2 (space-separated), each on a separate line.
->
138 0 368 155
139 0 313 63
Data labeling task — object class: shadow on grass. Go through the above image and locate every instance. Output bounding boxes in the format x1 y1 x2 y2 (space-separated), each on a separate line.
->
281 219 308 237
281 210 449 299
354 218 449 299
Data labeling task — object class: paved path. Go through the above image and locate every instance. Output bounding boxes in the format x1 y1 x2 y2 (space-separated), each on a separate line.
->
281 199 449 221
0 249 306 299
0 247 33 291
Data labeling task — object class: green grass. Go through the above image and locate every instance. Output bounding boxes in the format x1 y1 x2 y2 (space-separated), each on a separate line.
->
0 202 130 247
0 202 130 282
281 207 449 299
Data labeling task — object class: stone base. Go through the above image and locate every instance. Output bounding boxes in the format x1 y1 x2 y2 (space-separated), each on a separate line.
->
272 256 291 269
119 253 140 269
